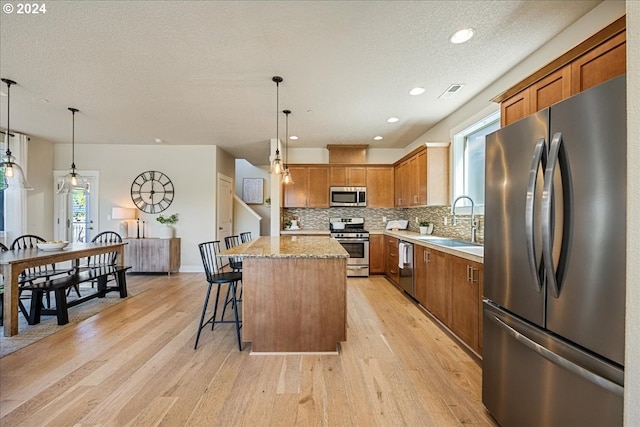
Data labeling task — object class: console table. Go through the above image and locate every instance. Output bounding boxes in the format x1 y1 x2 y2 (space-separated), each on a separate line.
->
124 238 180 274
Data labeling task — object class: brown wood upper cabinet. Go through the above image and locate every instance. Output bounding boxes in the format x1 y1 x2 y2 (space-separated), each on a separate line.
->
283 165 329 208
499 19 626 127
285 164 394 208
329 166 366 187
365 166 394 208
394 146 448 207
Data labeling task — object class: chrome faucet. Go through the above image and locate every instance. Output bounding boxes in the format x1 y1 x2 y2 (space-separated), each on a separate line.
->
452 195 477 243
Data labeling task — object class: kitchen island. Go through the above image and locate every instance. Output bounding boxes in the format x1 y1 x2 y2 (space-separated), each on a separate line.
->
220 236 349 353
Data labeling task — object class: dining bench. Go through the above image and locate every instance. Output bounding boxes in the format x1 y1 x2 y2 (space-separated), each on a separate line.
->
19 264 131 325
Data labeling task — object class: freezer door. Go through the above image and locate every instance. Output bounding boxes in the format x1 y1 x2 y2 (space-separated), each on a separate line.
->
482 302 623 427
545 75 626 366
484 110 548 326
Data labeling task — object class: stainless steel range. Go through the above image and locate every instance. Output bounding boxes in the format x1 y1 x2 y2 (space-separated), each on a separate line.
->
330 217 369 277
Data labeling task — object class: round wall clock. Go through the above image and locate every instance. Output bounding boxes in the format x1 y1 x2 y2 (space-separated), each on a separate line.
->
130 170 175 213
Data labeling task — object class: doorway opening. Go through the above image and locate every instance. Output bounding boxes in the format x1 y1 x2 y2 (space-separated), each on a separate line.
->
54 171 100 242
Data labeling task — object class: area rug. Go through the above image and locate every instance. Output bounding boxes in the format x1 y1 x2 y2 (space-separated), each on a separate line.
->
0 284 145 358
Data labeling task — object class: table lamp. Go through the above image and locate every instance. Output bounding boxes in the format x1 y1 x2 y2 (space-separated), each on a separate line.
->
111 207 137 238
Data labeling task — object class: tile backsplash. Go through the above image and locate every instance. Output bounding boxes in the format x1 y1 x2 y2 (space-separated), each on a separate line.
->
283 206 484 243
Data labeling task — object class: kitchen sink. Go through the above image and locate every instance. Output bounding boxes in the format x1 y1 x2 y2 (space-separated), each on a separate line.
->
411 236 484 256
411 235 451 241
412 236 481 247
455 246 484 257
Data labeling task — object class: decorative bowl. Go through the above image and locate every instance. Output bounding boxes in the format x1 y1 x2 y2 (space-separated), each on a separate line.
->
36 241 69 251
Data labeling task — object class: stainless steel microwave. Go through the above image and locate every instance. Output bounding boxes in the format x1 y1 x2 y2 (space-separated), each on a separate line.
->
330 187 367 207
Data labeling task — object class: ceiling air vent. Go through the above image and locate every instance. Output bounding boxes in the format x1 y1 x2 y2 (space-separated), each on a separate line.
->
438 84 465 99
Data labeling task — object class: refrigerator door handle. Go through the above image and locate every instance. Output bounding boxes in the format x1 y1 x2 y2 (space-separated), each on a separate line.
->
542 132 562 298
526 137 546 292
489 314 624 397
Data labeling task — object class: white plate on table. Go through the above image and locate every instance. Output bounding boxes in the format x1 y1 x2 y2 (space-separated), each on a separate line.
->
36 241 69 251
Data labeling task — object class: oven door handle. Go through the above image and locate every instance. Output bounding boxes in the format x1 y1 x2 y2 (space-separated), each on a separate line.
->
334 238 369 242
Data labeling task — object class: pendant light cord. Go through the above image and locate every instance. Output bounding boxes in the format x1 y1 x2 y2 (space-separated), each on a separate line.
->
69 107 79 171
272 76 283 156
283 109 291 169
2 78 15 157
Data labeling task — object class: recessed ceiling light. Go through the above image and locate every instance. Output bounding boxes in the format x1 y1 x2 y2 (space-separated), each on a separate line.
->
409 87 425 96
290 135 298 140
154 138 164 143
40 98 49 103
373 136 383 141
450 28 475 44
387 117 399 123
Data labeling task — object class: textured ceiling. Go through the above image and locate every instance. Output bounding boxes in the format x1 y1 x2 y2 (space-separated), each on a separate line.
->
0 1 602 165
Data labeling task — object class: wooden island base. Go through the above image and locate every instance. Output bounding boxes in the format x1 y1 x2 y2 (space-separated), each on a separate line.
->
243 257 347 352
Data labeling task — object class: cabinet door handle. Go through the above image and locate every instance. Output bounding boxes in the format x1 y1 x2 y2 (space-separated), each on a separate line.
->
470 267 479 283
466 265 471 282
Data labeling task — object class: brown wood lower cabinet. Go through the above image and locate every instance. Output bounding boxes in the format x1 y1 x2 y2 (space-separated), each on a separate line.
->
384 236 399 285
450 256 483 354
243 257 346 352
124 237 181 273
369 234 385 274
409 243 483 355
422 248 451 326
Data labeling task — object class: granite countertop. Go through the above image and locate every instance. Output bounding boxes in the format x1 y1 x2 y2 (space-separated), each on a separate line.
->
220 236 349 259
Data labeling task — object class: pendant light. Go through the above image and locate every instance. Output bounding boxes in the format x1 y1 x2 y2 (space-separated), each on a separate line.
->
270 76 284 175
0 78 33 190
57 107 89 194
282 109 294 184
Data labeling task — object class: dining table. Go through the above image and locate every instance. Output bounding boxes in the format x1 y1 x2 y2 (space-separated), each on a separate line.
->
0 242 126 336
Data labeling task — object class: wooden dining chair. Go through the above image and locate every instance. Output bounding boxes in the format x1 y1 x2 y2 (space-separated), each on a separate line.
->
10 235 75 280
195 241 243 351
10 235 79 316
85 231 123 287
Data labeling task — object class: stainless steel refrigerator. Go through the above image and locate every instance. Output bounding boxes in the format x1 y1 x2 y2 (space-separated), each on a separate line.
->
482 74 626 426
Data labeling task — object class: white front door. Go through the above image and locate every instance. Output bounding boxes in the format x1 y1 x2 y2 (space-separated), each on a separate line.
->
217 173 233 242
54 171 99 242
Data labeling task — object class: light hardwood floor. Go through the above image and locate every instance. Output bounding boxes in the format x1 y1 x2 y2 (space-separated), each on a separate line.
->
0 273 497 426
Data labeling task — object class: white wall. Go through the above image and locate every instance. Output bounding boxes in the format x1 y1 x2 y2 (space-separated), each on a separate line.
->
26 136 55 239
625 1 639 424
52 143 219 271
235 159 270 236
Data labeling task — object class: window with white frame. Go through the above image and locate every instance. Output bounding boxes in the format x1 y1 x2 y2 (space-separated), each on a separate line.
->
451 110 500 213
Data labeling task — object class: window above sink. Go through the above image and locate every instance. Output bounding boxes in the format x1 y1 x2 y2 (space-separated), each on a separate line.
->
450 109 500 215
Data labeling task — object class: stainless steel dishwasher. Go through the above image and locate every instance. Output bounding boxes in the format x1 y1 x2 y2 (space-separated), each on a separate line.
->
398 241 414 296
